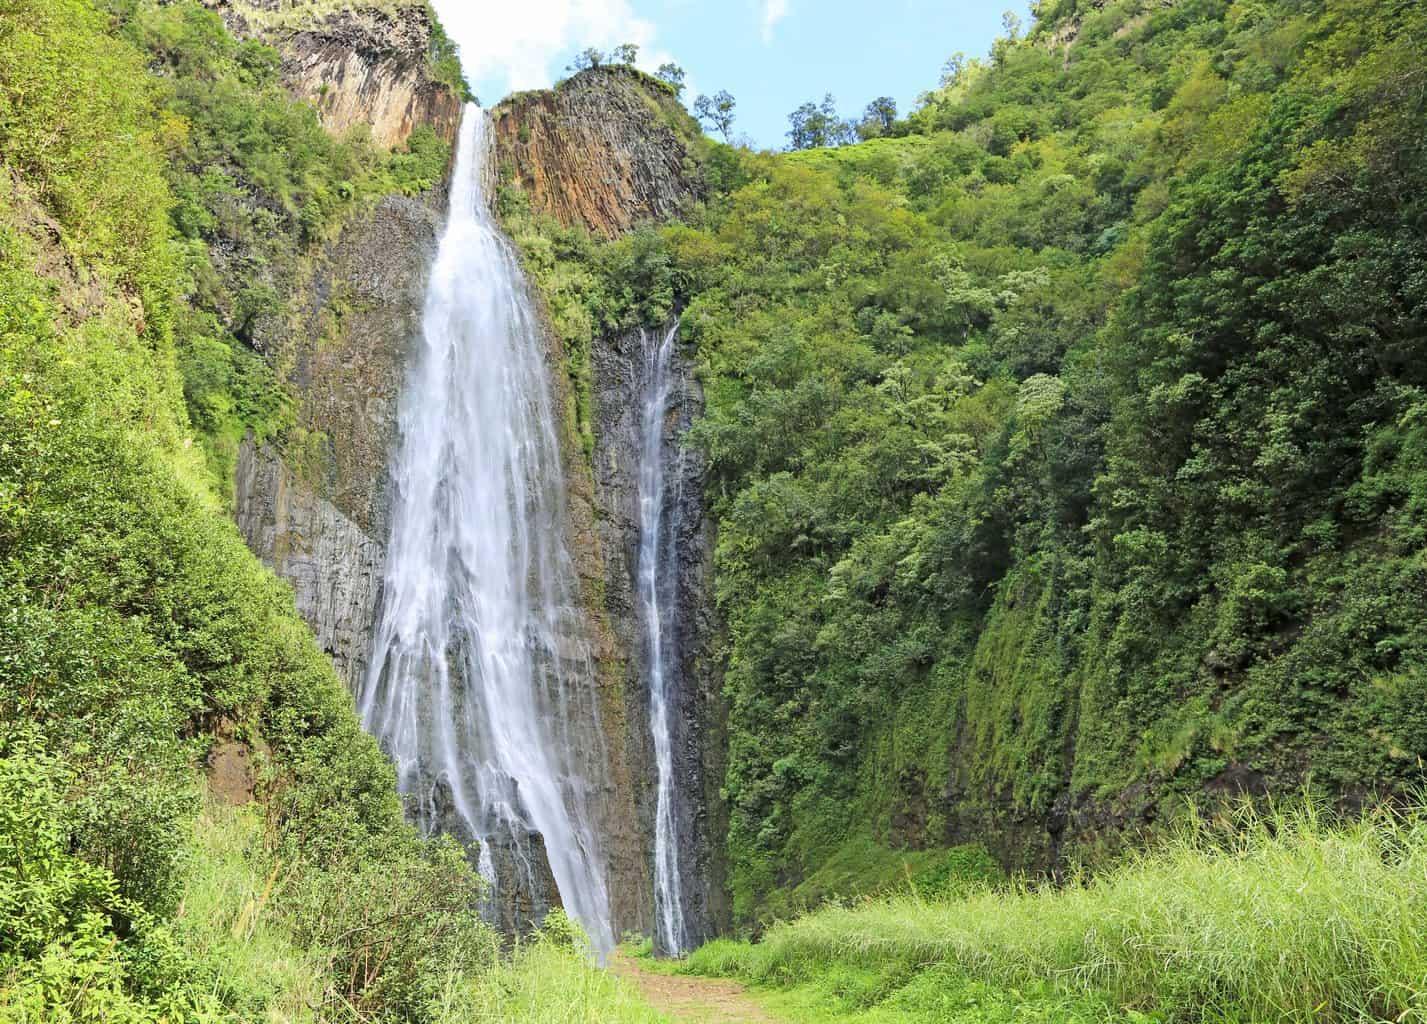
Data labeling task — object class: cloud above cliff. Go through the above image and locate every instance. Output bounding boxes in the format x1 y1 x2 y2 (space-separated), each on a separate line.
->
429 0 662 100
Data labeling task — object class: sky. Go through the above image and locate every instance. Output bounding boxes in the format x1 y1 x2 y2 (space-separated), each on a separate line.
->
428 0 1037 150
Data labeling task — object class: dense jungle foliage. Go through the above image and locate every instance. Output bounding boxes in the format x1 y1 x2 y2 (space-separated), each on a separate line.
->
505 0 1427 927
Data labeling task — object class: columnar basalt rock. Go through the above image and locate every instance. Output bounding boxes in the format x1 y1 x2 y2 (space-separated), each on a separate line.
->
491 67 705 237
203 0 462 148
235 193 444 694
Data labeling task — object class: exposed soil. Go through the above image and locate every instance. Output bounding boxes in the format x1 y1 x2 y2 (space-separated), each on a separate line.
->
612 954 782 1024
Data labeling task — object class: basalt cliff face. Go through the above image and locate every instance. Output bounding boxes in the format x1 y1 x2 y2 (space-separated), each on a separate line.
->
226 51 727 941
203 0 461 148
492 68 705 237
588 324 730 947
494 68 729 941
215 1 455 692
235 193 443 691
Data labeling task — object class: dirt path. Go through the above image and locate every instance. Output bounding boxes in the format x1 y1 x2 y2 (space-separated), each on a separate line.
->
612 953 782 1024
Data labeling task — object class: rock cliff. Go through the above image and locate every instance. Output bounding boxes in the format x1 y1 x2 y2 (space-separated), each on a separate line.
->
492 68 705 237
589 324 730 947
203 0 462 148
210 3 456 700
235 193 443 691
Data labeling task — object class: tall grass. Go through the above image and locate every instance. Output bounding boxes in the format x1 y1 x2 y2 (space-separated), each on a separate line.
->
686 804 1427 1022
176 800 329 1021
435 939 669 1023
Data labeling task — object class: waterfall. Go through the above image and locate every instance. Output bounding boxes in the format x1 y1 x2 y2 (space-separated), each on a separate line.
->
360 105 615 955
636 323 691 955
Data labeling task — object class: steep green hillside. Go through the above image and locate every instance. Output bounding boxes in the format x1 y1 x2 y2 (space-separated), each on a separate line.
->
505 0 1427 927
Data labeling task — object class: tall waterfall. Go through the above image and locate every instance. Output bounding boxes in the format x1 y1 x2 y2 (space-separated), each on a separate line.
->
360 105 615 955
636 324 691 955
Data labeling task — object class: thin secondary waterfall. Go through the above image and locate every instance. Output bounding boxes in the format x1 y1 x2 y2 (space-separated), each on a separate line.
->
360 104 615 955
636 324 691 955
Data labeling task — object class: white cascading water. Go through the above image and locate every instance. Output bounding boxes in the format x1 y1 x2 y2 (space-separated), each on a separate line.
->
636 324 690 955
360 104 616 955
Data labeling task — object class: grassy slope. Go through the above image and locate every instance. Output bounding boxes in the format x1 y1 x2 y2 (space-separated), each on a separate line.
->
685 806 1427 1023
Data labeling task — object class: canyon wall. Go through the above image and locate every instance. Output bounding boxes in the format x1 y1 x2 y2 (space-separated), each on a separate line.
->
210 2 456 692
234 193 443 691
222 46 727 939
492 68 704 237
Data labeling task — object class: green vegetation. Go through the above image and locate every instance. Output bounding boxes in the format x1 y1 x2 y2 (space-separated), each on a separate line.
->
439 916 669 1024
685 804 1427 1022
503 0 1427 930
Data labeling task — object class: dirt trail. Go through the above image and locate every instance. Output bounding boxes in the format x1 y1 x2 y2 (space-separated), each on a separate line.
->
612 954 783 1024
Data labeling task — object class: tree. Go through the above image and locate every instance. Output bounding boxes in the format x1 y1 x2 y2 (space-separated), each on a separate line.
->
694 90 737 142
857 96 898 140
655 62 686 96
940 52 967 87
567 47 604 72
610 42 639 66
787 93 854 150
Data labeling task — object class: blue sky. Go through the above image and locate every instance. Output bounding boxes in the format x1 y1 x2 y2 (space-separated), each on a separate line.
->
429 0 1036 150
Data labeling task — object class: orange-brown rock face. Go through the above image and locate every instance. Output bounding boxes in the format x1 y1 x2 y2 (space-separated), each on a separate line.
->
492 68 704 237
204 0 461 148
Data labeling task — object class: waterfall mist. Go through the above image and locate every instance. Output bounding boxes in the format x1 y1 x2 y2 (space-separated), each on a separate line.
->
360 104 615 955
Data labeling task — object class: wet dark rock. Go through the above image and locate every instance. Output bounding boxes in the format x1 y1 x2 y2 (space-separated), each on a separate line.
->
588 323 731 948
234 192 443 694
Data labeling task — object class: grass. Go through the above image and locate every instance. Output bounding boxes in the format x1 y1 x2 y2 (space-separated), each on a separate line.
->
435 939 670 1023
684 803 1427 1023
175 798 329 1021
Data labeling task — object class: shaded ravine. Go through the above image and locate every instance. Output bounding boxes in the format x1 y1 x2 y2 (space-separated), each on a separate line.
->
359 104 615 953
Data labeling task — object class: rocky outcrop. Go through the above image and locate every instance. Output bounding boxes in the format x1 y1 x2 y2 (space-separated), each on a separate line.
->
492 68 705 237
203 0 462 148
235 440 385 689
236 192 444 692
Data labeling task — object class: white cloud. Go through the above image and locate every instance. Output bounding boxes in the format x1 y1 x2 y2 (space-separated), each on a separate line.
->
429 0 660 100
760 0 789 43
